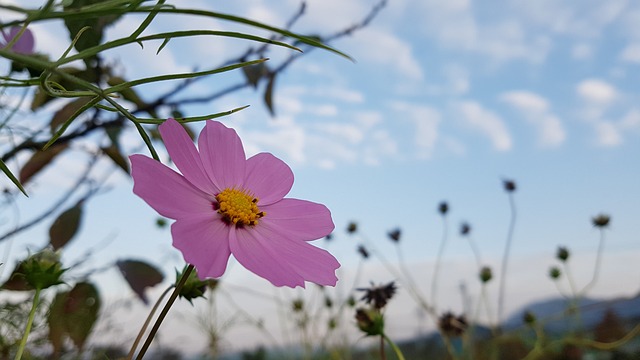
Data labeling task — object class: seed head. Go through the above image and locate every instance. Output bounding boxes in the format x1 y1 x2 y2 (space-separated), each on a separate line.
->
549 266 562 280
387 228 401 243
438 312 468 337
347 221 358 234
460 222 471 236
592 214 610 228
357 281 397 310
503 179 517 192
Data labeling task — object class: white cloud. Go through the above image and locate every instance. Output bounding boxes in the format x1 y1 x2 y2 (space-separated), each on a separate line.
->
595 122 623 147
456 101 512 151
576 79 618 105
500 90 566 147
620 108 640 130
389 101 441 158
572 43 593 60
620 43 640 63
348 28 424 80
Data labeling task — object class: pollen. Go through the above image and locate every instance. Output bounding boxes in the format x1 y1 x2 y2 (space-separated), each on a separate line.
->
215 188 265 227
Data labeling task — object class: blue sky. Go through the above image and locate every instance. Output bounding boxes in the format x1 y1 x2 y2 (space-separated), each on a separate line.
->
2 0 640 354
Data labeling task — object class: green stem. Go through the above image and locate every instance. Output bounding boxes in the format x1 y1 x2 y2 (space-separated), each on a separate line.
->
431 214 448 311
134 264 194 360
497 192 516 326
14 287 41 360
383 333 406 360
126 285 174 360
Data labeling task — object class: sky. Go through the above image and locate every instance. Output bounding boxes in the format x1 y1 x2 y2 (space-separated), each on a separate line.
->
1 0 640 356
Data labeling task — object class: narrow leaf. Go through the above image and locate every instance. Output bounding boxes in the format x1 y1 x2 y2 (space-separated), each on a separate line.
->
0 158 27 196
116 259 164 304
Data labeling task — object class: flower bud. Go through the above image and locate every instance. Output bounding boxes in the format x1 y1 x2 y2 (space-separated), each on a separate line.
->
355 308 385 336
556 246 570 262
438 201 449 215
503 179 517 192
523 311 536 325
479 266 493 283
549 266 561 280
176 266 217 304
460 222 471 236
347 222 358 234
18 248 65 290
357 245 370 259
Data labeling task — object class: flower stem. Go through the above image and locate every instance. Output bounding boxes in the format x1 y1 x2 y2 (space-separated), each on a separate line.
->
580 228 606 296
431 214 448 310
126 285 174 360
134 264 194 360
383 333 406 360
497 192 516 327
14 287 41 360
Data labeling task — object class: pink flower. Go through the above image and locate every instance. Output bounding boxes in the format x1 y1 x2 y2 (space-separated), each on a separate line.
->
130 119 340 288
1 27 35 55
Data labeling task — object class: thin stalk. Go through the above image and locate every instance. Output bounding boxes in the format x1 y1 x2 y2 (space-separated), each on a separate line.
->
126 285 174 360
383 333 407 360
134 264 194 360
497 192 516 327
14 287 41 360
431 214 448 311
579 228 606 296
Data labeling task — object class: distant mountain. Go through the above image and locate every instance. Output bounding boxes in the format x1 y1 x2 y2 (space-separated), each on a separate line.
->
505 292 640 334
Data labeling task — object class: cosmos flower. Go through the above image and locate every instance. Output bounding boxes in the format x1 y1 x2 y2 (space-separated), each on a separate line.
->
130 119 339 288
1 26 35 54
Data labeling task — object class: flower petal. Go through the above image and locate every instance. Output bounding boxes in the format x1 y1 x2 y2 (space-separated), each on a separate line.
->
172 214 232 279
159 118 218 194
198 121 246 190
3 27 34 55
244 153 294 205
261 199 334 240
130 154 213 219
230 224 340 287
229 227 306 288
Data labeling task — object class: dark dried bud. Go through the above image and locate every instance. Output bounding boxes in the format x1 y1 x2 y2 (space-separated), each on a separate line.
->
357 281 397 310
523 311 536 325
549 266 561 280
324 233 333 241
438 312 468 337
503 179 516 192
292 299 304 312
479 266 493 283
460 222 471 236
438 201 449 215
324 296 333 309
592 214 610 228
357 245 370 259
347 222 358 234
156 218 167 228
387 228 401 243
355 308 384 336
556 246 570 262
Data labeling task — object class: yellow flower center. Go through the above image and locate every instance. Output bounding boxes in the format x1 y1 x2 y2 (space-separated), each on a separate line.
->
215 188 265 227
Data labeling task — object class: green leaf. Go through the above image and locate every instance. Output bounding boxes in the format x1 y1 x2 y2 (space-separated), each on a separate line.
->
19 143 68 185
116 259 164 304
48 282 101 353
49 202 83 250
0 158 27 196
